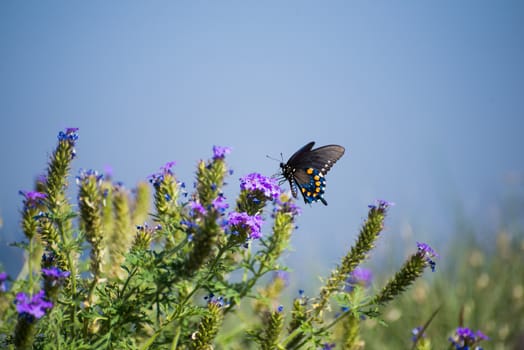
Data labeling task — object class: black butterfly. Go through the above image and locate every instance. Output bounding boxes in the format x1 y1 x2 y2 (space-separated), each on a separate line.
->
280 142 345 205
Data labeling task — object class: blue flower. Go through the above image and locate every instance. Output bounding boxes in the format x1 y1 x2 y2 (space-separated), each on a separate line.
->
204 293 227 307
411 326 426 342
416 242 439 272
148 161 177 187
368 199 394 211
58 127 79 143
76 169 103 184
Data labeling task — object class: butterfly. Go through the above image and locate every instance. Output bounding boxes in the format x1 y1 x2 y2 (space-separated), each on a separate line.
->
279 142 345 205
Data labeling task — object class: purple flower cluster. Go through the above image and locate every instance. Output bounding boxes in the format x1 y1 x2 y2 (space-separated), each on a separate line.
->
15 290 53 320
42 267 70 280
212 145 232 160
449 327 489 349
368 199 394 211
346 267 373 291
19 190 47 209
57 127 79 143
211 194 229 213
188 194 230 217
189 200 207 216
204 293 226 307
76 169 103 184
227 211 264 239
273 196 301 218
57 127 79 158
0 272 7 292
417 242 439 272
240 173 281 201
411 326 426 342
272 270 290 287
148 161 176 188
42 266 70 288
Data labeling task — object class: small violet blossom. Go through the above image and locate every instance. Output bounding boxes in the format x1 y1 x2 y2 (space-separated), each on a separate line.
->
0 272 7 292
204 293 226 307
345 267 373 291
227 211 264 239
58 127 79 143
368 199 395 211
273 196 302 218
240 173 281 200
76 169 103 185
19 190 47 209
411 326 426 342
417 242 439 272
211 194 229 213
15 290 53 320
212 146 232 160
189 200 207 216
42 267 70 280
272 270 290 287
148 161 176 187
449 326 489 349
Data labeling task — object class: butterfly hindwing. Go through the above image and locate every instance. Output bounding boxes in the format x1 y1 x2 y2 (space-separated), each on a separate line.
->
280 142 345 206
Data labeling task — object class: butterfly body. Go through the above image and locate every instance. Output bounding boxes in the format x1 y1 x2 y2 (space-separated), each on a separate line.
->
280 142 345 205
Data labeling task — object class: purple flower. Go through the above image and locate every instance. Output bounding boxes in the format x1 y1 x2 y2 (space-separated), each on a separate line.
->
411 326 426 342
204 293 226 307
273 196 302 218
15 290 53 320
227 212 264 239
449 326 489 349
475 330 489 341
148 161 176 187
58 127 79 143
161 161 176 174
240 173 281 200
19 190 47 208
189 200 207 216
346 267 373 290
272 270 290 287
322 343 336 350
211 194 229 213
42 267 70 280
417 242 439 272
368 199 395 211
0 272 7 292
103 165 114 178
277 305 284 313
212 145 232 160
76 169 103 184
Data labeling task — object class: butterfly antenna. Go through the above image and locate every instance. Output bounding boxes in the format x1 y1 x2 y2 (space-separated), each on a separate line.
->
266 154 280 162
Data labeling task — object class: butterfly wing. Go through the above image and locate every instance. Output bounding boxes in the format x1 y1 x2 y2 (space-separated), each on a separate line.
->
281 142 345 206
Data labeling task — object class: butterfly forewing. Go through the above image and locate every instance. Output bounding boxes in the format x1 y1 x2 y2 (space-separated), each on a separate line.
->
280 142 345 205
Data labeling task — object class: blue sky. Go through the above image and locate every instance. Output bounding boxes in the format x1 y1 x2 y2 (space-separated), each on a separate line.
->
1 1 523 281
